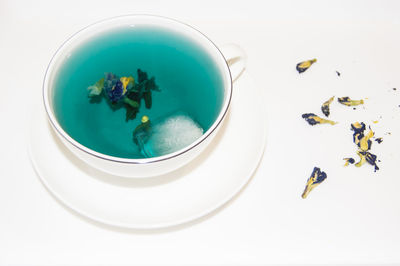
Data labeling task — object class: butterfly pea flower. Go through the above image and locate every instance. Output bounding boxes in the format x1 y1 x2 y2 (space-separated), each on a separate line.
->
355 151 379 172
105 76 134 104
302 113 337 126
104 72 118 88
363 151 379 172
355 151 366 168
321 96 334 117
351 122 366 146
351 122 366 133
87 70 161 122
296 59 317 73
302 167 327 199
107 80 125 104
350 122 374 151
120 76 134 92
343 158 355 166
338 97 364 106
349 122 380 172
359 129 374 151
103 72 118 95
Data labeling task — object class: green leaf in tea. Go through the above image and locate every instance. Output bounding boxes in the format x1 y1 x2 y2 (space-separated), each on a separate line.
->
124 97 140 122
146 77 160 91
143 91 152 109
125 104 139 121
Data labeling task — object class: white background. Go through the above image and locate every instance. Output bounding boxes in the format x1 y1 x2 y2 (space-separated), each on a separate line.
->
1 0 400 264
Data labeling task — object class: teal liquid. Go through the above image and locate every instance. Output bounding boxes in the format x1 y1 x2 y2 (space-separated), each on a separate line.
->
53 26 224 158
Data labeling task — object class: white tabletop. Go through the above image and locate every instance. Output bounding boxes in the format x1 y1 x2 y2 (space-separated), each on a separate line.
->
2 0 400 264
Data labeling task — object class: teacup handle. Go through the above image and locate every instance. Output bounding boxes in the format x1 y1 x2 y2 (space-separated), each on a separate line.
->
220 44 247 82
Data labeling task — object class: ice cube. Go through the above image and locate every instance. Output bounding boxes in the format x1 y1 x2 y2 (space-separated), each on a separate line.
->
144 113 204 157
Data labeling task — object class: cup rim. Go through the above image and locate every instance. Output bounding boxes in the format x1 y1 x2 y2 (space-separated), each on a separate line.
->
43 14 233 164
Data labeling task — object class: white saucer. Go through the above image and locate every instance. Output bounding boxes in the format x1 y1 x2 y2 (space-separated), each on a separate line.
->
28 72 267 229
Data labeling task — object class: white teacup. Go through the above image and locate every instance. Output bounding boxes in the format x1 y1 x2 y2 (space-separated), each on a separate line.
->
43 15 245 178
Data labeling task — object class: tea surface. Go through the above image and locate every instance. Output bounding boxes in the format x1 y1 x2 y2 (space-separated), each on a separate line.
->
53 26 224 158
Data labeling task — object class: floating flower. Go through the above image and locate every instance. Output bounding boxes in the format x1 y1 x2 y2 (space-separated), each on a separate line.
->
87 78 104 97
103 72 118 91
302 167 327 199
87 70 160 121
338 97 364 106
120 76 134 92
296 59 317 73
133 115 152 144
132 115 153 157
302 113 337 126
107 80 125 104
105 76 134 104
107 77 133 104
321 96 334 117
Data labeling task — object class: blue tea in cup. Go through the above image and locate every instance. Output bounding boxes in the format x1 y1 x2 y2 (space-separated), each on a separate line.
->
43 15 244 177
52 24 224 159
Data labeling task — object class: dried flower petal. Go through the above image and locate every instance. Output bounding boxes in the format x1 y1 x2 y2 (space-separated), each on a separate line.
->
302 167 327 199
321 96 334 117
343 158 355 166
351 122 366 146
350 122 374 151
338 97 364 106
296 59 317 73
350 122 380 172
359 129 374 151
355 151 379 172
302 113 337 126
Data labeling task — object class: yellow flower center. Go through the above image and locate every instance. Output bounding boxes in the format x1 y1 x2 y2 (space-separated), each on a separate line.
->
141 115 149 123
